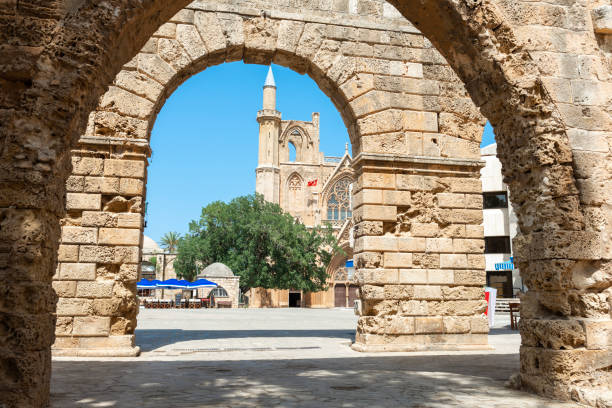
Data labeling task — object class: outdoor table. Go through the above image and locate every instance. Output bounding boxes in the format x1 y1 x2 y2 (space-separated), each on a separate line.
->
200 298 210 308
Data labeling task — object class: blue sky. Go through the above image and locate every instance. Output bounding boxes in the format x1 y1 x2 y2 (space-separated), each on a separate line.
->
144 62 496 243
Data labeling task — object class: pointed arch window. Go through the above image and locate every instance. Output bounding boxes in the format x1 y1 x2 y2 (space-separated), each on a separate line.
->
326 177 352 221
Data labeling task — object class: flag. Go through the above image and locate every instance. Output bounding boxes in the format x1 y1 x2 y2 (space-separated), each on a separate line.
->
307 179 318 187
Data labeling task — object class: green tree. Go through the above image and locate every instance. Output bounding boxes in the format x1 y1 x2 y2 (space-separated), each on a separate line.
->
148 256 158 270
174 194 341 289
160 231 181 253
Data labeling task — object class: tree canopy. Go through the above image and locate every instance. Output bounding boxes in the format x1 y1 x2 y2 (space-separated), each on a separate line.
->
160 231 181 253
174 194 341 291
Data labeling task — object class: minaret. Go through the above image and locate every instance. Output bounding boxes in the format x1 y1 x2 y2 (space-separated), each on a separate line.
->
255 67 282 204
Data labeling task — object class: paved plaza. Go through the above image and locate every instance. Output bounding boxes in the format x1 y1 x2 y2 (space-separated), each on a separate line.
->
51 308 582 407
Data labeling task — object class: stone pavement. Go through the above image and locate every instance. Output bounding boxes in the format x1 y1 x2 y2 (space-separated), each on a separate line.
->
51 308 582 407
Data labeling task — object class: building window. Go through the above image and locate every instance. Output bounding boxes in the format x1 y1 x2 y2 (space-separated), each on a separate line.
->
210 287 228 297
288 141 297 162
484 236 511 253
326 177 352 221
486 271 514 298
483 191 508 209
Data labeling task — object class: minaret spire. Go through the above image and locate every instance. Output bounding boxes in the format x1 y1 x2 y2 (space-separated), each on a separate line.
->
262 66 277 111
256 66 282 204
264 66 276 88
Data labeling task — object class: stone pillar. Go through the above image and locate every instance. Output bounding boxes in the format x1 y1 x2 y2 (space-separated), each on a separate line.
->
515 236 612 403
52 138 146 357
351 153 490 352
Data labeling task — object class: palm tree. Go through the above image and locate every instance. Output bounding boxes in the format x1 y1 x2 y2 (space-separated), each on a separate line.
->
160 231 181 253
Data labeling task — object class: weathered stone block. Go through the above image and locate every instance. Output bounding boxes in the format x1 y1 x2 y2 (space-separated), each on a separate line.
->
399 269 427 284
467 255 485 269
57 245 79 262
137 53 176 84
55 317 73 336
360 172 395 189
59 263 96 281
354 252 383 269
72 316 111 336
426 238 453 253
384 284 414 300
441 286 483 300
56 298 92 316
583 321 612 350
428 269 454 284
440 254 468 269
413 285 442 300
98 228 140 245
66 175 84 192
382 190 411 206
360 285 385 300
452 238 484 254
470 316 489 333
415 317 443 334
383 252 412 268
52 281 76 297
103 159 145 178
465 224 484 238
66 193 101 211
81 211 117 228
454 269 486 286
412 253 440 268
79 246 139 264
72 157 104 176
400 300 428 315
99 86 154 119
117 213 142 229
411 223 438 237
398 237 426 252
355 236 397 252
443 316 471 334
520 319 585 350
76 281 115 298
84 177 120 194
446 178 481 193
355 268 398 284
354 204 397 221
437 193 464 208
61 226 97 244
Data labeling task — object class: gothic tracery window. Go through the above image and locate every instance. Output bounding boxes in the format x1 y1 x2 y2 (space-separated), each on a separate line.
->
288 174 302 191
326 177 352 221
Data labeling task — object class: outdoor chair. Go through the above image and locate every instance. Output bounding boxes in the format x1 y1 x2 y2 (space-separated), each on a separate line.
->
509 302 520 330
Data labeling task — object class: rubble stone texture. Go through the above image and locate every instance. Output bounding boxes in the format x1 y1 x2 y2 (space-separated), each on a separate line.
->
0 0 610 407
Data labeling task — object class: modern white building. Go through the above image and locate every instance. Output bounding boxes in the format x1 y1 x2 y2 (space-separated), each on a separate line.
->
480 144 523 298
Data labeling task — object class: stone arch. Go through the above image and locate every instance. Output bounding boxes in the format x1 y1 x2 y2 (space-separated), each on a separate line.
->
280 126 309 163
1 0 610 406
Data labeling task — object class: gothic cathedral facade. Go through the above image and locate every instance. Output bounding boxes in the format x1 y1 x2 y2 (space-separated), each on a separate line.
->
250 67 357 308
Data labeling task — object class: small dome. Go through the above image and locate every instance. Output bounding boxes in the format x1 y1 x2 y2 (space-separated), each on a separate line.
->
142 235 161 253
201 262 234 277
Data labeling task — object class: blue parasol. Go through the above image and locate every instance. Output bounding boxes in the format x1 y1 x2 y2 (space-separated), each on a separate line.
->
188 278 218 288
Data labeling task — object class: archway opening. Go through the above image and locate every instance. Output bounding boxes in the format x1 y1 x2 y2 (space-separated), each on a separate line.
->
135 61 355 352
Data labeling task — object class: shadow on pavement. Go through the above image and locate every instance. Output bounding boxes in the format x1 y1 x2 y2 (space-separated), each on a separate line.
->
136 329 356 351
49 353 576 408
